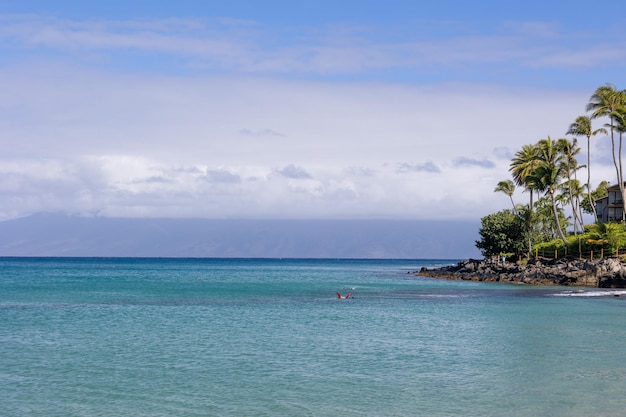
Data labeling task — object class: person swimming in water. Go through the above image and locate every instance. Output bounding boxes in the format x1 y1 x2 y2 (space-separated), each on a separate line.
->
336 292 352 299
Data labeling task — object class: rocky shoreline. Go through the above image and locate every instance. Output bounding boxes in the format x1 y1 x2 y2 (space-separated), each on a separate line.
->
416 257 626 288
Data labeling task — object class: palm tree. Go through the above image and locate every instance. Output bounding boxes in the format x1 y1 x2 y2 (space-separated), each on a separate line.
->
613 105 626 186
581 180 609 216
557 137 583 233
587 84 626 220
533 137 569 245
570 179 587 229
566 115 607 220
494 180 516 210
534 195 570 241
509 144 541 209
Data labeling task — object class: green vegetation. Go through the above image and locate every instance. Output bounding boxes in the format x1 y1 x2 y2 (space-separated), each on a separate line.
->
475 209 526 259
581 181 608 215
534 222 626 259
476 84 626 260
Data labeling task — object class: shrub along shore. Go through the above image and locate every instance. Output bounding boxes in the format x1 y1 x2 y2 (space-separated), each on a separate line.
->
416 257 626 288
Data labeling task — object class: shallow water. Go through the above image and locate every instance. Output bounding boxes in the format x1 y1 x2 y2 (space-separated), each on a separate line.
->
2 258 626 416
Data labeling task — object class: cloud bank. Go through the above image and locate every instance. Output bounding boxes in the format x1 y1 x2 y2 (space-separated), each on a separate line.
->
0 12 621 222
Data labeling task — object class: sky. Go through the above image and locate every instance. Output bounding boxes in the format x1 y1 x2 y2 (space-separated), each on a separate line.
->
1 1 626 222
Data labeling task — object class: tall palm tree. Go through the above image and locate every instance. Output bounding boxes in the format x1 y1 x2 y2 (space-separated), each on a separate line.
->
613 105 626 185
494 180 516 211
509 144 541 209
570 179 587 228
587 84 626 220
534 137 569 245
566 115 607 220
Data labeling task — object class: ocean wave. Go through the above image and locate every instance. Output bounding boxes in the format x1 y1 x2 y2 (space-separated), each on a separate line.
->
552 290 626 297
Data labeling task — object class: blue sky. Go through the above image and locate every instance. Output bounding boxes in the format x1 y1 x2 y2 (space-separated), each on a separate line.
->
1 1 625 222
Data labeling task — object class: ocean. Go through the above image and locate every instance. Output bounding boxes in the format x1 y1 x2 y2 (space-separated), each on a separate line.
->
1 257 626 416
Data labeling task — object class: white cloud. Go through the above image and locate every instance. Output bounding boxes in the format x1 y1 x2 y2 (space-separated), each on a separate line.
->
1 12 620 222
0 62 595 221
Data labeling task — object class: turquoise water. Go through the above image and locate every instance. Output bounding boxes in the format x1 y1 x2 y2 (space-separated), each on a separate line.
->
2 257 626 416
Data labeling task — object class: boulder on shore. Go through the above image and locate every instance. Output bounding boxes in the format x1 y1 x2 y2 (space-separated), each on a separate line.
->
416 257 626 288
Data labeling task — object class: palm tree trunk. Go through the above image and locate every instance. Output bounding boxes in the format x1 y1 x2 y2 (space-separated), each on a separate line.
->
587 134 598 220
617 132 626 221
572 159 584 229
570 199 579 234
609 119 626 222
550 190 569 245
567 175 580 234
610 123 619 196
578 203 584 229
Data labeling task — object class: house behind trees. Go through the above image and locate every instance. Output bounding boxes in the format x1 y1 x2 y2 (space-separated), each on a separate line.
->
596 183 625 222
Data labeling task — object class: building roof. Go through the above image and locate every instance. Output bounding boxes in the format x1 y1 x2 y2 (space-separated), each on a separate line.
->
606 183 626 191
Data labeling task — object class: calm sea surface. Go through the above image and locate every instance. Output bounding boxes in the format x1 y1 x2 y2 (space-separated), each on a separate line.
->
2 257 626 417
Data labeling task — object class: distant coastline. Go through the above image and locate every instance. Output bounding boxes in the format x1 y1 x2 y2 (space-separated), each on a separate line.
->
0 213 479 259
416 257 626 288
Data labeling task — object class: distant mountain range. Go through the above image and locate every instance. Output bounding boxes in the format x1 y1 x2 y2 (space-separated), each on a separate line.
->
0 213 481 259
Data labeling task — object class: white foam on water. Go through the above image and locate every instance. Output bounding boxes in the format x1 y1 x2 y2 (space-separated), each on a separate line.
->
552 290 626 297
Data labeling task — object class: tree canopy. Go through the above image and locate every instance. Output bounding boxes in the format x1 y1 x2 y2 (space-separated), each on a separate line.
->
481 83 626 258
475 210 526 259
